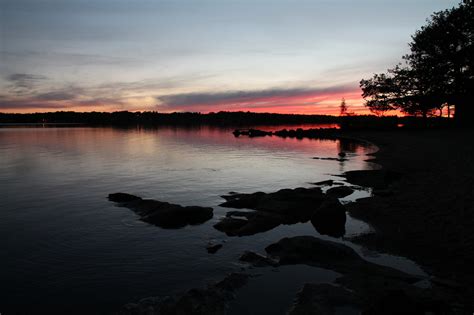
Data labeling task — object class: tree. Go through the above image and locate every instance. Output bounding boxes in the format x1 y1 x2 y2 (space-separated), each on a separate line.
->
339 98 348 116
360 1 473 123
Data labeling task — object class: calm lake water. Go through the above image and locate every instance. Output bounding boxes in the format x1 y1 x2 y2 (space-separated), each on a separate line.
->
0 126 423 314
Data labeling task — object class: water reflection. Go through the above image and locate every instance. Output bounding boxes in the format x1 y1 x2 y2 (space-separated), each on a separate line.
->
0 126 378 314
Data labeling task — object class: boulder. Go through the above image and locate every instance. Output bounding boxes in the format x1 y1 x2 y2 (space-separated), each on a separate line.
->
311 198 346 237
119 273 249 315
108 193 213 229
206 244 223 254
325 186 354 198
239 251 279 267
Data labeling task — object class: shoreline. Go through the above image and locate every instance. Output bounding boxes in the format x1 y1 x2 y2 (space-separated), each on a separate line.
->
340 128 474 306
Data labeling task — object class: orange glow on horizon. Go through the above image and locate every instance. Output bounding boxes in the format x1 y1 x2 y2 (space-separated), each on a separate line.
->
0 89 383 116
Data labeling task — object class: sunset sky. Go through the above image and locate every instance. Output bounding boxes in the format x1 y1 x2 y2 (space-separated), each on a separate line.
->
0 0 459 114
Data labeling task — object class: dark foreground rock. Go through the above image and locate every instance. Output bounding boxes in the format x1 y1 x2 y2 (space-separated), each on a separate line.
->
325 186 354 198
206 243 223 254
118 273 249 315
265 236 465 314
108 193 213 228
288 283 361 315
343 170 401 189
239 251 279 267
215 187 347 237
311 198 346 237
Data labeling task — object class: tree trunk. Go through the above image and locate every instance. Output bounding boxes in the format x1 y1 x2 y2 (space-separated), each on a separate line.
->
454 95 474 126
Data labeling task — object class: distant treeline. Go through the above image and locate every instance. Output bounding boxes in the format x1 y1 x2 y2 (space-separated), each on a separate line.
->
0 111 453 129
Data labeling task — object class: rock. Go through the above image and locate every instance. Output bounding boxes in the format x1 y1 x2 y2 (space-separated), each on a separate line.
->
311 179 334 186
214 212 281 236
119 273 249 315
338 152 347 157
108 192 142 202
206 244 223 254
220 187 325 219
108 193 213 229
213 217 249 236
265 236 360 271
239 251 279 267
311 198 346 237
288 283 361 315
326 186 354 198
344 170 402 189
216 187 328 236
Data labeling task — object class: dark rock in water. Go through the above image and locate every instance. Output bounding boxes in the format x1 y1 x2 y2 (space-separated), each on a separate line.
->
206 243 223 254
239 250 279 267
213 217 249 236
216 187 326 236
265 236 360 270
108 193 142 203
220 187 324 219
232 129 272 137
119 273 249 315
338 152 346 157
311 198 346 238
108 193 213 229
288 283 361 315
311 179 334 186
344 170 401 189
313 157 348 162
265 236 421 282
326 186 354 198
214 212 281 236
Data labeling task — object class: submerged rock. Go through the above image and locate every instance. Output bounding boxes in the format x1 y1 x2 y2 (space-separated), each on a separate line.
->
311 198 346 238
288 283 361 315
108 193 213 229
213 212 281 237
206 243 223 254
239 251 279 267
119 273 250 315
325 186 354 198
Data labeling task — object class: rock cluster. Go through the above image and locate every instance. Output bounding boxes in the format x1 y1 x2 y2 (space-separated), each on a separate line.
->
108 193 213 229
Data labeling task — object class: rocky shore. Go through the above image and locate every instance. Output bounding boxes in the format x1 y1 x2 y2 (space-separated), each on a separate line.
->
116 127 474 314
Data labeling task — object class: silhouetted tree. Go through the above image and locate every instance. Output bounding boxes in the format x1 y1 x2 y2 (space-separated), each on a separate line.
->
339 98 348 116
360 1 473 123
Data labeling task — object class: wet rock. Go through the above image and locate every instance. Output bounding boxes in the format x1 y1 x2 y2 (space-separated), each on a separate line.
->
119 273 250 315
326 186 354 198
220 187 325 219
239 251 279 267
311 198 346 238
311 179 334 186
265 236 360 271
108 193 213 229
216 187 328 236
313 157 348 162
213 217 249 236
206 243 223 254
288 283 361 315
214 212 281 236
108 192 142 203
344 170 402 189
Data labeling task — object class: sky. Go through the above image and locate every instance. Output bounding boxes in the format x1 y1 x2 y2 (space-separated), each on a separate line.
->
0 0 460 114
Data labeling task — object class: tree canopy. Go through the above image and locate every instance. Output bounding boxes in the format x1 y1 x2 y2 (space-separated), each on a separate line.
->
360 1 473 122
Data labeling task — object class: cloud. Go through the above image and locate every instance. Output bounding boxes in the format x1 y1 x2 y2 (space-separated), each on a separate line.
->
156 85 357 109
5 73 47 94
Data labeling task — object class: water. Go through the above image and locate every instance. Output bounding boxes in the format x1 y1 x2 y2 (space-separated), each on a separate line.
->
0 126 421 314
